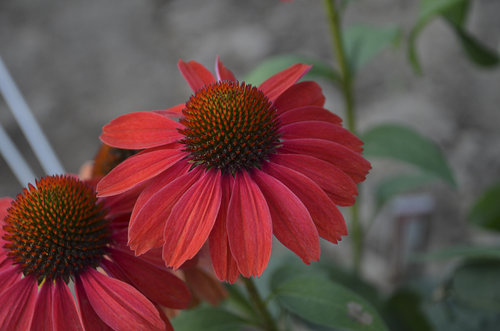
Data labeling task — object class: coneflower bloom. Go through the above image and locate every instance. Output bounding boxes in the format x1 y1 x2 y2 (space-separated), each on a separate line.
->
97 57 371 282
0 175 190 330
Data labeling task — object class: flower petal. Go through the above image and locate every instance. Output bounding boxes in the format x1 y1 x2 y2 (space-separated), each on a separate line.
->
77 269 165 331
278 106 342 126
209 175 240 283
216 56 236 82
128 166 202 255
271 153 358 206
101 111 183 149
263 162 347 243
0 276 37 331
154 103 185 118
97 148 186 197
52 279 84 331
280 120 363 152
227 171 272 277
258 64 312 102
0 197 13 220
31 281 53 331
178 59 216 92
109 248 191 309
274 81 325 113
0 267 20 295
252 169 320 264
280 138 371 183
183 266 228 305
163 170 222 269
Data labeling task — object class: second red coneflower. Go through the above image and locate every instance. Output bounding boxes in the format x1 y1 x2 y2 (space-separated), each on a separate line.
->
97 57 371 282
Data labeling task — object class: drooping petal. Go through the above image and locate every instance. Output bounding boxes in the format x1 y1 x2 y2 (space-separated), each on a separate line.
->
154 103 185 118
252 169 320 264
31 280 53 331
278 106 342 126
75 275 115 331
273 81 325 113
280 120 363 152
227 172 272 277
97 148 187 197
0 276 38 331
280 138 371 183
182 266 228 305
209 175 240 283
109 248 191 309
258 64 312 102
101 111 183 149
178 59 216 92
52 279 84 331
163 170 222 269
0 267 21 297
128 166 202 255
216 56 236 82
263 162 347 243
271 153 358 206
77 269 165 331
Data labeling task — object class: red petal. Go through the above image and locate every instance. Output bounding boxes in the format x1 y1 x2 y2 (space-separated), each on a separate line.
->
263 162 347 243
97 149 186 197
128 166 202 255
274 81 325 113
280 138 371 183
163 170 222 269
154 103 185 118
278 106 342 126
183 267 228 305
280 120 363 152
0 267 21 301
258 64 311 102
178 59 216 92
209 175 240 283
216 56 237 81
0 197 13 221
101 111 183 149
31 281 53 331
0 276 37 331
109 248 191 309
75 276 115 331
271 153 358 206
227 172 272 277
52 279 84 331
252 170 320 264
77 269 165 331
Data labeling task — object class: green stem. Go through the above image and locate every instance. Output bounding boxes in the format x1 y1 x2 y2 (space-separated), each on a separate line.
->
323 0 363 273
243 277 278 331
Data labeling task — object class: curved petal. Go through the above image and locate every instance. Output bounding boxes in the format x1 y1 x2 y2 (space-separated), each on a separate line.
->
77 269 165 331
178 59 216 92
280 120 363 152
278 106 342 126
258 64 311 102
154 103 185 118
216 56 236 82
0 276 37 331
227 171 272 277
0 267 21 295
0 197 13 220
163 170 222 269
109 248 191 309
263 162 347 243
183 267 228 305
271 153 358 206
128 166 202 255
273 81 325 113
280 138 371 183
209 175 240 283
101 111 183 149
52 279 84 331
31 280 53 331
252 169 320 264
97 148 186 197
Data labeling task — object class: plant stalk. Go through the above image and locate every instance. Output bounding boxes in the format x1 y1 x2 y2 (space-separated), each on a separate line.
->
243 277 278 331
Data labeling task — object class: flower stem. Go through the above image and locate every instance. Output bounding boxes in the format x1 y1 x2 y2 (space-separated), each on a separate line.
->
243 277 278 331
323 0 363 273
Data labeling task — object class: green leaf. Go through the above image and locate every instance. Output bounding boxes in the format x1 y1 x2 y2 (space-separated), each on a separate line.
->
171 307 249 331
343 24 401 74
375 173 437 211
452 28 500 67
412 245 500 262
362 124 456 187
468 183 500 232
382 289 432 331
273 275 388 331
244 55 340 86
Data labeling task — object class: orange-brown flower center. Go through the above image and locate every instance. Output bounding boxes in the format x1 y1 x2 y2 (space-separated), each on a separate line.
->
179 81 280 174
2 175 109 283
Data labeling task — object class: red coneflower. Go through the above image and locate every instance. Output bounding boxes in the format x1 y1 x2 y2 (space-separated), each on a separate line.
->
0 175 190 330
97 57 371 282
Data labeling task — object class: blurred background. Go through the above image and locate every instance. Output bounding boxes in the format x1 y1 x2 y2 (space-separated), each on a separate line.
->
1 0 500 291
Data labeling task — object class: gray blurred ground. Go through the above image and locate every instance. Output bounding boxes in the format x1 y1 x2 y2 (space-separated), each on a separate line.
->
1 0 499 285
